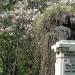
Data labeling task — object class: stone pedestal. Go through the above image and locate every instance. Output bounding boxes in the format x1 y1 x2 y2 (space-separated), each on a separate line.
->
51 40 75 75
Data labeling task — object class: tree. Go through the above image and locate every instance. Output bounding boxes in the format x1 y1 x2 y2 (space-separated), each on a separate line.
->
0 0 36 75
33 5 75 75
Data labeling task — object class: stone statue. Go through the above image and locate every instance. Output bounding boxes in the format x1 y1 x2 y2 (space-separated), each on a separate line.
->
55 15 71 40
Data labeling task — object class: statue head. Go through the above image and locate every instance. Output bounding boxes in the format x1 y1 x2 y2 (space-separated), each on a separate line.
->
62 14 71 28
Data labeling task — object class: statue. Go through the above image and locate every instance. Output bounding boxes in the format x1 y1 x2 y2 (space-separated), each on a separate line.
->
55 15 71 40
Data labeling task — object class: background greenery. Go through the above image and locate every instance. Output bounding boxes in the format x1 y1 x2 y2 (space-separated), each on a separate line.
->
0 0 75 75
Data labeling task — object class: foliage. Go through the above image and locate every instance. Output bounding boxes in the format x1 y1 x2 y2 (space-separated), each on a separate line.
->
33 5 75 75
0 0 36 75
0 0 20 10
0 0 75 75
